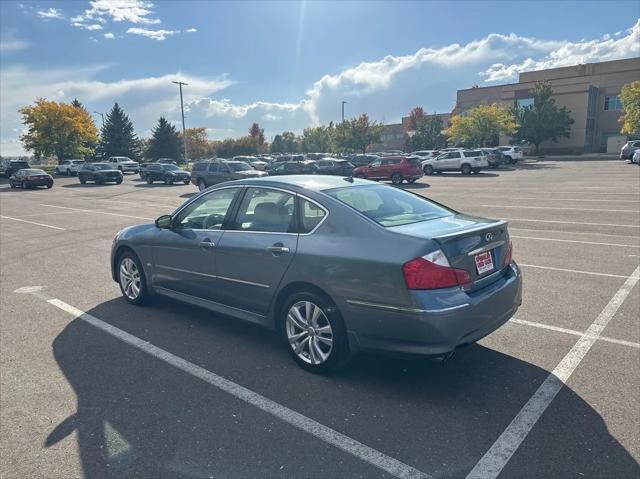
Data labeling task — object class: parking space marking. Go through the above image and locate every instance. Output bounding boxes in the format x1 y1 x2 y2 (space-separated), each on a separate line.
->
508 197 639 203
518 264 629 279
0 215 66 231
22 291 431 479
510 318 640 349
510 228 639 240
493 218 639 228
511 235 640 248
40 204 154 221
468 265 640 479
481 205 639 213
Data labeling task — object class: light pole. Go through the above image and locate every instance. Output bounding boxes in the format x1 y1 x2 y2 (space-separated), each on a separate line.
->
341 101 347 123
172 81 189 161
94 111 104 128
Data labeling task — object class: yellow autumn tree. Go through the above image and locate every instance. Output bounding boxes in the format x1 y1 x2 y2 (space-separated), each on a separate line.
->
620 81 640 135
19 99 99 163
446 103 517 147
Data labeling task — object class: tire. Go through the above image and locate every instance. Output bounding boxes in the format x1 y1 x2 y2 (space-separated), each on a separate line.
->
461 164 472 175
46 184 52 189
66 169 72 176
147 178 153 184
355 173 366 179
198 179 206 191
280 291 351 373
391 172 403 185
408 178 417 184
79 177 86 184
118 166 123 173
116 178 123 185
504 155 513 164
164 176 173 185
183 180 190 185
117 251 149 305
10 181 16 189
423 165 434 176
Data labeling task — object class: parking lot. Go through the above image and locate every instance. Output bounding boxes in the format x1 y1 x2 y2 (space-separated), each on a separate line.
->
1 159 638 478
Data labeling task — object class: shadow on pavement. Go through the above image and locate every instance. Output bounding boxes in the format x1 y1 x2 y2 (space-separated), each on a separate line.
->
426 172 500 178
179 192 198 199
48 297 640 478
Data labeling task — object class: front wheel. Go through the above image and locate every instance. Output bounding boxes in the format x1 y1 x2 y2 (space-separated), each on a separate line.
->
281 292 351 373
423 165 434 175
183 180 190 185
117 252 148 305
198 179 206 191
116 178 123 185
391 172 403 185
504 156 513 164
79 177 86 184
461 164 471 175
146 178 153 184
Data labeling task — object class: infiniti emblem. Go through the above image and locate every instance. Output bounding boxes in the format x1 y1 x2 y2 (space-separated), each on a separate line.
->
485 232 494 242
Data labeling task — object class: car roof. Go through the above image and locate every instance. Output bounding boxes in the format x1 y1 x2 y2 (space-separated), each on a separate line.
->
224 175 371 192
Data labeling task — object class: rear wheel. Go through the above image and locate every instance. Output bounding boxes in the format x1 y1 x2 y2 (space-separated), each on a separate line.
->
147 178 153 184
117 252 148 305
281 291 351 373
504 155 513 164
461 164 471 175
424 165 434 175
391 172 403 185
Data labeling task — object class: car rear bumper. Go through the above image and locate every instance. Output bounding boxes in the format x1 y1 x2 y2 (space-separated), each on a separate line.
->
26 179 53 186
342 262 522 356
120 165 139 172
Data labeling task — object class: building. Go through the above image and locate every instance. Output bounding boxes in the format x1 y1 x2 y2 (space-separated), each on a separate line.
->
368 123 405 152
454 57 640 154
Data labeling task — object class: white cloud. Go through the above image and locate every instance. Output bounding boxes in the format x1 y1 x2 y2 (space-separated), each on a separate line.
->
104 32 115 39
185 28 197 33
37 8 64 19
0 31 29 52
73 0 160 26
73 22 104 31
126 27 178 40
481 19 640 82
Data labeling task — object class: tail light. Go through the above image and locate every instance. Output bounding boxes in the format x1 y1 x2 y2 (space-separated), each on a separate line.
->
403 249 472 290
502 240 513 268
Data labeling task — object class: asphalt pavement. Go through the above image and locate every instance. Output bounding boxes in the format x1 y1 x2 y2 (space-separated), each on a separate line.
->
1 159 638 478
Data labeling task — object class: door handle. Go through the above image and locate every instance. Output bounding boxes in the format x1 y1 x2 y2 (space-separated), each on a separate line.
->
268 245 290 254
199 240 215 249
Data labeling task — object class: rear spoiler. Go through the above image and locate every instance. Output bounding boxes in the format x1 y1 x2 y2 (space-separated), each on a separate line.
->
432 220 507 240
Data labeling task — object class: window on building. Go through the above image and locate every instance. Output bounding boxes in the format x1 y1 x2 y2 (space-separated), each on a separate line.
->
516 98 534 109
604 95 622 111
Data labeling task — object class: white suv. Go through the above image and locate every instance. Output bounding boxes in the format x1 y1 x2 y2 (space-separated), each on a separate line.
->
55 159 84 176
422 150 488 175
107 156 139 173
497 146 523 163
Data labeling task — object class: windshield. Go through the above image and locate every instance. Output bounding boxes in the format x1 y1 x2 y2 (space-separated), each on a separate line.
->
94 164 112 170
162 164 180 171
324 184 452 227
228 162 252 171
24 169 45 175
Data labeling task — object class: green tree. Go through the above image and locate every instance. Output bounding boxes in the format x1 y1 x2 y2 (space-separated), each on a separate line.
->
270 134 285 153
19 99 99 163
248 122 265 147
181 127 211 160
99 103 139 160
215 136 259 157
146 117 183 160
302 124 334 152
619 81 640 135
511 81 574 154
334 114 384 153
447 103 517 148
408 115 446 151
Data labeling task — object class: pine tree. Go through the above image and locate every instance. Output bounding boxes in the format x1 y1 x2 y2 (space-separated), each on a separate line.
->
71 98 85 110
146 117 183 160
99 103 139 160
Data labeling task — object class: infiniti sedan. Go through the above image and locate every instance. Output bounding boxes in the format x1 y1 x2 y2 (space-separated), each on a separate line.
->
111 176 522 372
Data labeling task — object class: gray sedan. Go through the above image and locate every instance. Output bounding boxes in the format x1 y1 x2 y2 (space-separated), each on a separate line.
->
111 176 522 373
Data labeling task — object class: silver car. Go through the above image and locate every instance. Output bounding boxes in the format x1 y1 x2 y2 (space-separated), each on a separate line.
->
111 176 522 372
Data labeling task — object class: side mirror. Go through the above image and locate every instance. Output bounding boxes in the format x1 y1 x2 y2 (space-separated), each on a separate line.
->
155 214 173 229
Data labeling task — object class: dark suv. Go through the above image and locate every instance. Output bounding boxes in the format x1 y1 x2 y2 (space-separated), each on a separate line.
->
191 159 267 191
1 159 30 177
353 156 423 184
144 163 191 185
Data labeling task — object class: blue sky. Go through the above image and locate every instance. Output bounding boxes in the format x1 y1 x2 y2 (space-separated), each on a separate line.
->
1 0 639 156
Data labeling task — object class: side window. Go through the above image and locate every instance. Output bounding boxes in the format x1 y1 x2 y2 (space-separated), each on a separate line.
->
207 162 219 173
232 188 295 233
175 188 239 230
450 152 461 159
220 163 231 173
370 160 382 167
300 198 326 234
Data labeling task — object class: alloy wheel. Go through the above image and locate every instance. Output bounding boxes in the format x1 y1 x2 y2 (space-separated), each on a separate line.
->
286 301 333 365
119 257 141 300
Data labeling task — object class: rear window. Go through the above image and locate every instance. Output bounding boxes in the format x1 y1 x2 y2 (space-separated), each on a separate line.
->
464 151 482 157
12 161 29 168
407 158 421 165
192 162 208 172
324 185 452 227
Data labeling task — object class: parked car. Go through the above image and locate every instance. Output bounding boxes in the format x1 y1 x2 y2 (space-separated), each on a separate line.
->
632 149 640 164
144 163 191 185
497 146 523 163
110 176 522 372
55 159 84 176
1 159 30 177
306 153 327 161
270 160 319 175
422 150 489 175
411 150 440 160
139 162 154 180
353 156 422 184
350 154 380 167
107 156 140 173
157 158 178 165
479 148 506 168
78 162 124 184
315 158 355 176
9 169 53 189
191 159 268 191
620 140 640 160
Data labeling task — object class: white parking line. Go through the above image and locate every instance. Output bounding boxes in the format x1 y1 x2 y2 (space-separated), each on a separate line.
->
22 291 430 479
510 228 639 240
482 205 639 213
508 197 639 203
0 215 66 231
467 265 640 479
518 264 629 279
40 204 154 221
509 318 640 349
511 235 640 248
499 217 640 228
